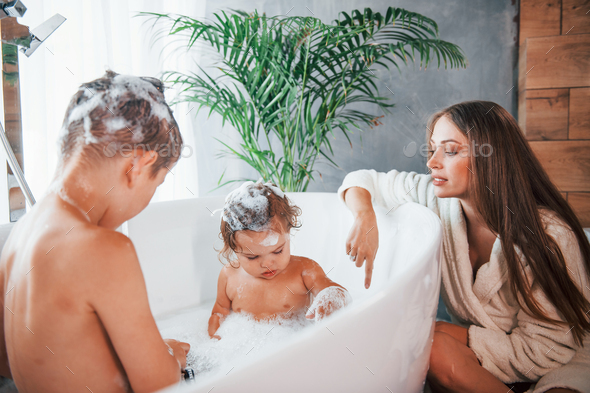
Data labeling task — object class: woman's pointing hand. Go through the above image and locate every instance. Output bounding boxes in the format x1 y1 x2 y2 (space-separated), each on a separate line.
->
343 187 380 288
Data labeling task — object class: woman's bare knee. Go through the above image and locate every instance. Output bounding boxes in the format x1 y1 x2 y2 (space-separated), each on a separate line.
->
428 332 457 387
428 331 480 390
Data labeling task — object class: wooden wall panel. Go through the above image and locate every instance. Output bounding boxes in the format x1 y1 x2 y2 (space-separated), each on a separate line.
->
520 0 562 45
518 42 530 114
523 89 569 140
529 141 590 192
519 0 590 227
568 192 590 227
561 0 590 35
569 87 590 139
519 35 590 90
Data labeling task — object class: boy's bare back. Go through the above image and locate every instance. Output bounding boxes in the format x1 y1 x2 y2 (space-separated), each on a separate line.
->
1 195 156 392
0 72 190 392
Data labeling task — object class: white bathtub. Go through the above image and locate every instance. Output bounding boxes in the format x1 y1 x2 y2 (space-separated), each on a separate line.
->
125 192 443 393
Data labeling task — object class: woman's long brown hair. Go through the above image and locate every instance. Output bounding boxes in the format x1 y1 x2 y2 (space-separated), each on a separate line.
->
428 101 590 345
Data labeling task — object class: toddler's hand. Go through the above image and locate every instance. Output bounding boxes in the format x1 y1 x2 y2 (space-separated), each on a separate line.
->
306 286 352 321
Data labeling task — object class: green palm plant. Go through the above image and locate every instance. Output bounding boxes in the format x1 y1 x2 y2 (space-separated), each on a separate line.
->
143 7 467 192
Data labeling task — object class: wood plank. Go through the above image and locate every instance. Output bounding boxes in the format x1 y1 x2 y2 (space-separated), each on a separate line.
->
523 89 569 140
518 42 539 133
569 87 590 139
529 140 590 192
0 16 29 42
518 89 527 133
519 34 590 90
568 192 590 227
562 0 590 35
520 0 561 46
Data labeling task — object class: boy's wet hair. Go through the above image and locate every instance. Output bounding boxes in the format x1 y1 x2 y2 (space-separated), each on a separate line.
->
59 70 183 176
218 182 301 267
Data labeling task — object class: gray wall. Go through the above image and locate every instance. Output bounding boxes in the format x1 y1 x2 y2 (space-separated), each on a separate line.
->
190 0 518 196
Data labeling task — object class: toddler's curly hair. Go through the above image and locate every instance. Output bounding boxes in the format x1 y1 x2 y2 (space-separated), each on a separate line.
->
219 182 301 267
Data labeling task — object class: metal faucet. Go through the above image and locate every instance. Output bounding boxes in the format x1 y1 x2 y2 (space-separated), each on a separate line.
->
0 0 66 209
0 0 66 57
1 1 27 19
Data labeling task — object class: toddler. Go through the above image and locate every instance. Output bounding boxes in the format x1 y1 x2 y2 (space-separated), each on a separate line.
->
208 181 351 339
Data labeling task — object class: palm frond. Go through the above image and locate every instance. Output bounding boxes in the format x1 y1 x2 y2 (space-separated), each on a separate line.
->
139 6 467 191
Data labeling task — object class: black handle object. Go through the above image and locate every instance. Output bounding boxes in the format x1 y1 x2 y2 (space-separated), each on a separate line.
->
183 368 195 380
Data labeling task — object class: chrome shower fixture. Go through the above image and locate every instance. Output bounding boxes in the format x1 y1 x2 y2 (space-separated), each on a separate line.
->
0 0 27 19
0 0 66 57
0 0 66 210
21 13 66 57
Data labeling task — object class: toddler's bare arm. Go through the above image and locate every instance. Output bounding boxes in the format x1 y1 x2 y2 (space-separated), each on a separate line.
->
208 267 232 339
301 258 345 296
301 259 351 320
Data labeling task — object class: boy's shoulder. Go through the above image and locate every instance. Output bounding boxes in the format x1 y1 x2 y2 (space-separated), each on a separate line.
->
52 224 140 286
66 225 146 306
73 224 136 261
6 212 134 267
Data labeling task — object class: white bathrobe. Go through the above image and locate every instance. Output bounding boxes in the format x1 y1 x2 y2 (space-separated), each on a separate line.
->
337 169 590 392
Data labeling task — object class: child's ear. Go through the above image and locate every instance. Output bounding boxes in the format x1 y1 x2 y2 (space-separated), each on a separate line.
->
125 149 158 187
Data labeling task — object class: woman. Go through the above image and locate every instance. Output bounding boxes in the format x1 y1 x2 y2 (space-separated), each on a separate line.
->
338 101 590 392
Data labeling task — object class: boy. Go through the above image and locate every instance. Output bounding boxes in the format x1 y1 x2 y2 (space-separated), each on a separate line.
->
0 72 189 392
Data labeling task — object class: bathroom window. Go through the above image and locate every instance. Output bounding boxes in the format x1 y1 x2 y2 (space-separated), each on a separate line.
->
0 0 202 224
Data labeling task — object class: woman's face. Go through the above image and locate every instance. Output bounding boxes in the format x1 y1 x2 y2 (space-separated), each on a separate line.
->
427 116 471 200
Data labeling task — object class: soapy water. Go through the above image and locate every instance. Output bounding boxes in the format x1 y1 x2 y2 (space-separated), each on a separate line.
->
157 305 312 381
306 286 352 321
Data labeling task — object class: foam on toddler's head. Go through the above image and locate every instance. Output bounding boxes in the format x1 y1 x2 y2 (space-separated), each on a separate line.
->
222 180 285 232
218 180 301 266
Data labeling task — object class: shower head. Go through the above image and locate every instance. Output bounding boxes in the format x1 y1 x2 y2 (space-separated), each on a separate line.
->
1 1 27 19
0 0 66 57
21 13 66 57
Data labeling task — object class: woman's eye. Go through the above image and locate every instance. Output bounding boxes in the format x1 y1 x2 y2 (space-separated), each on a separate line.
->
445 150 458 156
